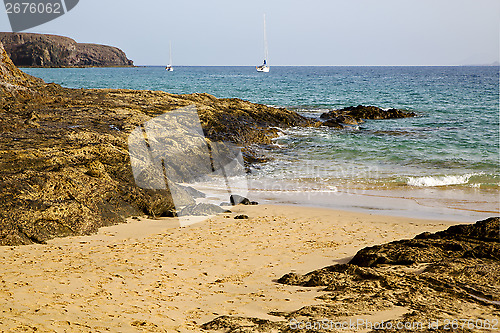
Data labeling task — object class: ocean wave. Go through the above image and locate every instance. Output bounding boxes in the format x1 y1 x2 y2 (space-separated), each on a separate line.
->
406 174 475 187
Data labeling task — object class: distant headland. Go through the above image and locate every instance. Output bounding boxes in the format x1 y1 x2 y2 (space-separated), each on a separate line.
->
0 32 134 67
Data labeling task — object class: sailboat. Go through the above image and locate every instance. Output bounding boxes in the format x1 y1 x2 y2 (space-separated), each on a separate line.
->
256 14 270 73
165 41 173 71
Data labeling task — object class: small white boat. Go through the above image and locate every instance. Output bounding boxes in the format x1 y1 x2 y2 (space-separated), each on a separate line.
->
165 41 173 71
256 60 269 72
256 14 269 73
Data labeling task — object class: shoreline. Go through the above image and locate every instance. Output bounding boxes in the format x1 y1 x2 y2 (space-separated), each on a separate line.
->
0 204 469 332
191 180 498 223
249 187 498 221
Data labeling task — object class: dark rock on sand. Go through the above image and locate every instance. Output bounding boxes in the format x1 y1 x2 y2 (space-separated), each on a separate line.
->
0 32 133 67
320 105 416 128
203 217 499 332
0 43 304 245
230 194 258 206
234 214 249 219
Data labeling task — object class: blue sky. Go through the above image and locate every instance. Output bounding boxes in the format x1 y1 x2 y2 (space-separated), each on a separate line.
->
1 0 499 66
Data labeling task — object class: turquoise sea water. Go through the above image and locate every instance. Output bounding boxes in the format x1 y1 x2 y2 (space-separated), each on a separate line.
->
22 66 499 192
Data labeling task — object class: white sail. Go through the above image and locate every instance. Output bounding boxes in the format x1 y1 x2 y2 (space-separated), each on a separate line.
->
256 14 270 72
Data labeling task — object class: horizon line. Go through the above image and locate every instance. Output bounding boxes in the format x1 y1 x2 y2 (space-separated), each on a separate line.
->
134 64 500 67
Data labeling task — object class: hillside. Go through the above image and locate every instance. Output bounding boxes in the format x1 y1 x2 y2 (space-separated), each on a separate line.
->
0 32 133 67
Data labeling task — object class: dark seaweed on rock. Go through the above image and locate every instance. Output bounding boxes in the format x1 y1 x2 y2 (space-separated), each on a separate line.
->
0 43 308 245
201 315 288 333
349 217 499 267
416 216 499 242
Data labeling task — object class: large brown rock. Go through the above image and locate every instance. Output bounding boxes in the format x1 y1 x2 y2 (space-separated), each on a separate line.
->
0 32 133 67
0 43 309 245
320 105 416 128
349 217 499 266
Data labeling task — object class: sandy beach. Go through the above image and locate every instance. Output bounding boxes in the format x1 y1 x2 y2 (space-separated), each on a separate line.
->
0 204 464 332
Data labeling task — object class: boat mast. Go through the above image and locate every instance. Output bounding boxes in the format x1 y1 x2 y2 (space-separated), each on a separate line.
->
169 41 172 67
263 14 268 64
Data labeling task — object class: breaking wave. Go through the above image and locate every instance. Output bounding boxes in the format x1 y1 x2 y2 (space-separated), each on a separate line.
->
406 174 476 187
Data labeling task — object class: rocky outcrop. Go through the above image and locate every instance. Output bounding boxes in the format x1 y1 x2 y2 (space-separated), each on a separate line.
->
320 105 416 129
0 41 45 101
0 32 133 67
0 43 309 245
203 217 499 332
349 217 499 267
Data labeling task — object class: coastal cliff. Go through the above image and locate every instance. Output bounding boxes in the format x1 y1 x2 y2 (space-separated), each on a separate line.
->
0 42 308 245
0 32 133 67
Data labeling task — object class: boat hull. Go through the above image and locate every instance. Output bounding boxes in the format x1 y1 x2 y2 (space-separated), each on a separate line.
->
256 66 270 73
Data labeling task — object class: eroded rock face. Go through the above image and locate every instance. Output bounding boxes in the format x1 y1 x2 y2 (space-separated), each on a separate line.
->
0 33 133 67
0 43 309 245
203 218 499 332
0 41 45 102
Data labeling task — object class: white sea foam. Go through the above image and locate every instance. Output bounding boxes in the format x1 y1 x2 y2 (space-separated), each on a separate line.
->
406 174 474 187
270 127 288 140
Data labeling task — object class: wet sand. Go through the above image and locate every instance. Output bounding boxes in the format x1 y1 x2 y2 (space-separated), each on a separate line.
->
0 205 464 332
